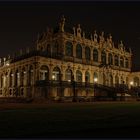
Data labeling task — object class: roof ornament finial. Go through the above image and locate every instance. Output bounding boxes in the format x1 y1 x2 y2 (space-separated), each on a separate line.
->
109 34 112 42
99 31 104 43
73 27 76 36
83 31 85 38
0 58 1 66
77 24 81 38
59 15 65 32
94 30 98 42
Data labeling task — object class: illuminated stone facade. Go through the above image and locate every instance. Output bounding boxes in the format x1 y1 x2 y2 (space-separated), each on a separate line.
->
0 16 136 100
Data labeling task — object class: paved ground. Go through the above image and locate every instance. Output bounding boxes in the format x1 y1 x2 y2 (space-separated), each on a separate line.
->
0 101 140 138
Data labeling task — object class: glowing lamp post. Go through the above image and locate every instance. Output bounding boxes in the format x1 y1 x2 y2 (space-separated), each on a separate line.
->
130 81 134 86
93 77 98 101
94 78 98 83
52 75 55 80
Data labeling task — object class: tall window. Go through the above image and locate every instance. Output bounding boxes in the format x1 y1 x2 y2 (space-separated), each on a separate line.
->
108 53 113 65
76 44 82 59
52 67 61 81
134 77 139 86
93 49 98 62
65 42 73 57
125 58 129 68
120 57 124 67
53 41 59 56
9 71 13 87
21 68 26 86
29 66 34 85
76 70 82 82
15 70 20 87
40 65 49 81
65 69 72 81
93 72 98 83
101 50 106 64
85 46 90 60
46 44 51 55
85 71 90 82
114 55 119 66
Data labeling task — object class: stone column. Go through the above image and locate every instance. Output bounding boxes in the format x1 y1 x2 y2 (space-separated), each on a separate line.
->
106 52 109 64
82 69 85 82
91 48 93 61
98 49 101 63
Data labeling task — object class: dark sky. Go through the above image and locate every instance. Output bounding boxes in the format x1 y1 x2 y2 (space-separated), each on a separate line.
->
0 1 140 71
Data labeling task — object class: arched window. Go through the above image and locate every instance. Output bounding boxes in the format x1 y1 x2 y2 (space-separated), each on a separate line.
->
125 58 129 68
93 72 98 83
53 41 59 56
40 65 49 81
9 71 13 87
85 46 90 60
21 68 27 86
108 53 113 65
46 44 51 55
115 75 119 84
114 55 119 66
76 44 82 59
15 69 20 87
93 49 98 62
134 77 139 86
101 50 106 64
65 69 72 81
65 42 73 57
29 66 34 86
120 57 124 67
52 67 61 81
85 71 90 82
76 70 82 82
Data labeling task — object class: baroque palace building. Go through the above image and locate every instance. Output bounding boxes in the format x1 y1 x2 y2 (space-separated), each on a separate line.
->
0 16 139 101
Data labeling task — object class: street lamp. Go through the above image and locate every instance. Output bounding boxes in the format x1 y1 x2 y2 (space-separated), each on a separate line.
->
93 77 98 101
52 75 55 80
130 81 134 86
94 77 98 83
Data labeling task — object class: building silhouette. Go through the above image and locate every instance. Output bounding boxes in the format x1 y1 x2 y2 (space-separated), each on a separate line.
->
0 16 139 101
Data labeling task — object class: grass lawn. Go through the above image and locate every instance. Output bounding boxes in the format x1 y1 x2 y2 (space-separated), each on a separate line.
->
0 102 140 138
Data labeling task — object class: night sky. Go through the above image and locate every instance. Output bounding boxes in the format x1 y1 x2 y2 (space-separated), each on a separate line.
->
0 1 140 71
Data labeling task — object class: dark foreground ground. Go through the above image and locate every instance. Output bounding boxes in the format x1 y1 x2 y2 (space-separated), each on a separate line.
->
1 101 140 138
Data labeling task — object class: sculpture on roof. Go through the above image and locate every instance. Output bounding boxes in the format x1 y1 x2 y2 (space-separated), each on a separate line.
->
77 24 82 38
59 15 65 32
99 31 105 43
94 30 98 42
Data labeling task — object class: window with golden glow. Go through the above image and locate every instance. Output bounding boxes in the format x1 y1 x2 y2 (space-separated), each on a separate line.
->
76 70 82 82
85 71 90 82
